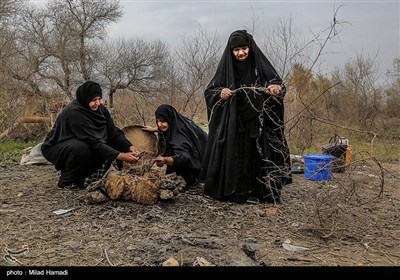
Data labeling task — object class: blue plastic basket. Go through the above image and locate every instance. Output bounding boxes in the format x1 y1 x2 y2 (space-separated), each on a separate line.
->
304 154 334 181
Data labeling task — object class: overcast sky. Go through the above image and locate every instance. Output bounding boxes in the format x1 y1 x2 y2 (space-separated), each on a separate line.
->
32 0 399 79
107 0 399 77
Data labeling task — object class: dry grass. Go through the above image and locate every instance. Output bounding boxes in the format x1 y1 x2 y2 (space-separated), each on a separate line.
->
1 158 399 267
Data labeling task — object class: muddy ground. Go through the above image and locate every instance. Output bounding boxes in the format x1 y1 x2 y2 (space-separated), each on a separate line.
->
0 159 399 269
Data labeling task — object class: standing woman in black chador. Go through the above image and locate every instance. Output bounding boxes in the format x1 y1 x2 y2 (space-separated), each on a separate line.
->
200 30 292 203
143 104 208 186
41 81 140 189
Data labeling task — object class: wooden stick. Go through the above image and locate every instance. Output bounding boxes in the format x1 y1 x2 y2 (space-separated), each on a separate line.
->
0 116 51 141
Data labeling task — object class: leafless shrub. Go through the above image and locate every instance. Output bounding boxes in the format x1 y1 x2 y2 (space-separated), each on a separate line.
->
311 155 384 240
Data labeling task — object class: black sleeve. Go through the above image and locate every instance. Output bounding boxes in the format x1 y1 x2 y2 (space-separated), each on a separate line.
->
68 115 120 161
104 108 132 152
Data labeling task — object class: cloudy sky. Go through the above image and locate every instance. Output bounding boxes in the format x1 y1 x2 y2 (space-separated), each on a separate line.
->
106 0 399 77
32 0 399 79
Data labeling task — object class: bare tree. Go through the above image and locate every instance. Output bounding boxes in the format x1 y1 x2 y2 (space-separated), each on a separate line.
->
263 6 349 81
263 7 350 154
0 0 25 82
0 0 44 132
331 52 382 128
60 0 123 81
96 37 168 108
384 58 400 119
262 16 313 80
6 0 122 100
0 0 22 18
173 24 222 119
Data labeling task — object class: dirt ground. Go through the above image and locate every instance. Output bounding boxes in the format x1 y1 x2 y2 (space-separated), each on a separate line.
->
0 159 399 268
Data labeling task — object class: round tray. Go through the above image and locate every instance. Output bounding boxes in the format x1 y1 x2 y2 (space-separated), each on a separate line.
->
122 125 158 155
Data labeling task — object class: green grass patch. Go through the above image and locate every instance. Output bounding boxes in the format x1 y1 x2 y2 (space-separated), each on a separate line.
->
351 140 400 162
0 141 37 164
290 138 400 162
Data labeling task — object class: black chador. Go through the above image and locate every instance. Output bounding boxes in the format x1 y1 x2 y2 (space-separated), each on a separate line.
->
200 30 292 203
155 105 208 186
42 81 132 187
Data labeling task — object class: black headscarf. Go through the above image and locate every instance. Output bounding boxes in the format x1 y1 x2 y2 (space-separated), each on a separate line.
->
76 81 103 109
229 31 250 49
72 81 108 129
155 104 208 184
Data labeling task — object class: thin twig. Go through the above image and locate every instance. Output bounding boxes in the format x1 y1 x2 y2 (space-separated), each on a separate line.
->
104 248 115 266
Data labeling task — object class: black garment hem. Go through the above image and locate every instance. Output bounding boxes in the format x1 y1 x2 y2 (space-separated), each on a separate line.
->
57 180 84 189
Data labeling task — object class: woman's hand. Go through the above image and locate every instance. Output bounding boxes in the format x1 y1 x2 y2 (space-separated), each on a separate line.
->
154 156 173 167
142 126 158 133
154 156 165 167
129 146 140 156
266 84 282 95
220 88 232 100
117 152 139 163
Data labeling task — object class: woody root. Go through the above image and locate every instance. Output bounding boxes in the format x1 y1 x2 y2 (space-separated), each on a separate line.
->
83 150 187 205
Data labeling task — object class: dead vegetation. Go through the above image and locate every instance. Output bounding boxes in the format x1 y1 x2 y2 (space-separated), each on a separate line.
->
0 157 399 267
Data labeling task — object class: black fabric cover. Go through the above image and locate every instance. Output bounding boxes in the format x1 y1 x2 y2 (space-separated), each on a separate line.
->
76 81 103 109
229 31 250 49
155 104 208 185
199 30 292 203
41 81 132 187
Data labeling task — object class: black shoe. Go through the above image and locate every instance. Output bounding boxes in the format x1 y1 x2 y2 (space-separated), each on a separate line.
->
58 181 84 189
225 193 247 204
63 183 83 190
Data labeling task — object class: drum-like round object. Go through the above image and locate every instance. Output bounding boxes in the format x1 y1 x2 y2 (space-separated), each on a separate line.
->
122 125 158 155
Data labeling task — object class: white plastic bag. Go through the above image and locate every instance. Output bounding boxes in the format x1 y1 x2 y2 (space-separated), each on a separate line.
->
20 142 51 165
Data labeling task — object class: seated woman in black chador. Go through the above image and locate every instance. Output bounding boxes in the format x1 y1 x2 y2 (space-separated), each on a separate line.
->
143 104 208 186
41 81 140 189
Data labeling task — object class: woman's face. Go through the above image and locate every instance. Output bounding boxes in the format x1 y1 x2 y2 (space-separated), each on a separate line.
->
232 46 249 61
89 96 102 111
156 119 169 132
